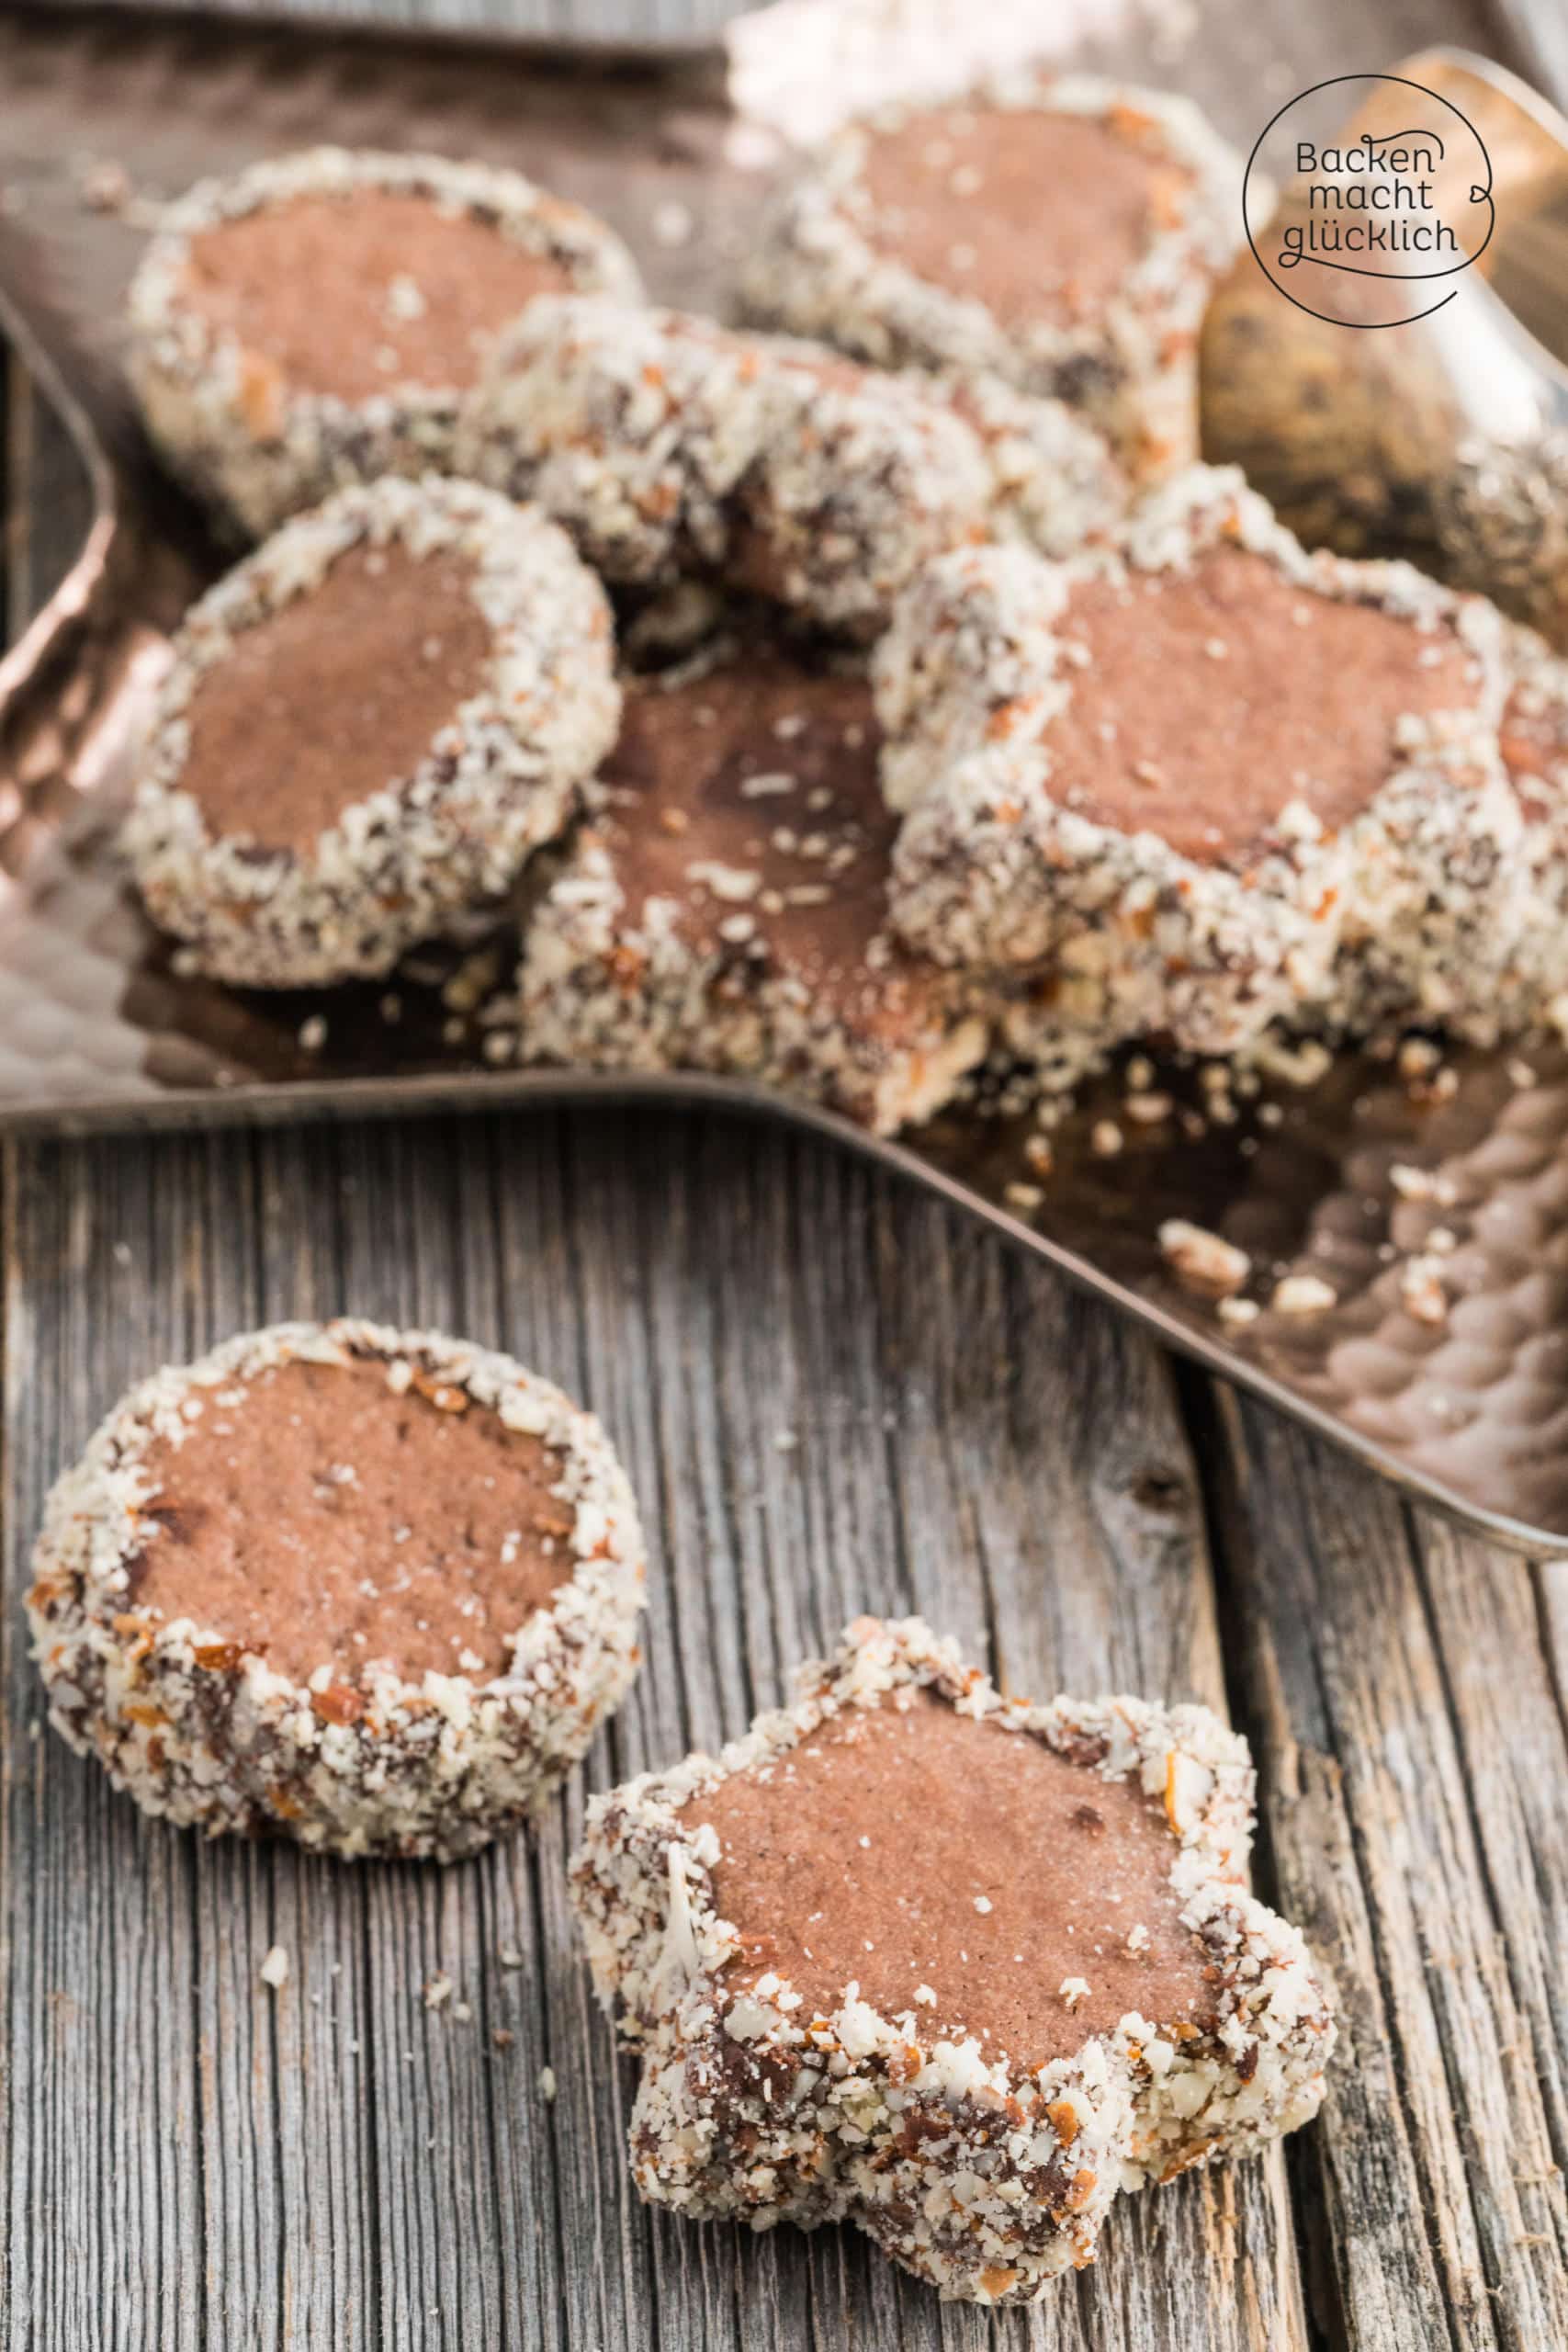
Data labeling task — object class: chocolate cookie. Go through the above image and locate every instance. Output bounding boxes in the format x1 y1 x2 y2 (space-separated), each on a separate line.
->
28 1320 646 1860
513 639 989 1133
739 75 1244 475
123 474 619 988
1493 626 1568 1033
877 466 1517 1059
457 295 1003 640
571 1616 1335 2306
929 365 1126 561
128 147 642 539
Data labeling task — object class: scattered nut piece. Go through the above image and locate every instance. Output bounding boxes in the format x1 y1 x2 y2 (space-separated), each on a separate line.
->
259 1945 289 1990
1270 1273 1337 1316
1157 1219 1250 1299
1252 1036 1331 1089
1400 1254 1449 1326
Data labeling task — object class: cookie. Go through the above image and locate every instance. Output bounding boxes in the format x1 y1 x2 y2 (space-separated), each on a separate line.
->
28 1319 647 1861
513 639 988 1133
739 75 1244 475
928 366 1127 561
122 474 619 989
876 467 1516 1058
128 147 642 540
457 294 1005 639
1492 626 1568 1030
571 1615 1335 2306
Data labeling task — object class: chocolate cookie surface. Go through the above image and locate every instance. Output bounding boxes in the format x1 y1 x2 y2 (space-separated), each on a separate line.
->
740 75 1244 475
513 637 988 1133
876 466 1517 1062
124 473 620 988
128 147 642 538
571 1616 1335 2305
28 1319 647 1860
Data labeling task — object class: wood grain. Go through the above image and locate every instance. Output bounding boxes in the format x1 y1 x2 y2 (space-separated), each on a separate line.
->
6 1110 1304 2351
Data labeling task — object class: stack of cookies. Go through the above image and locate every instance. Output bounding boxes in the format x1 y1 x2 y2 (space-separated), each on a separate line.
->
120 85 1568 1143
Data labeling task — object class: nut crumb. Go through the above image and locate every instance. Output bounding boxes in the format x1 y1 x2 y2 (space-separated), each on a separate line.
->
260 1945 289 1990
1271 1273 1337 1316
1400 1254 1449 1326
1158 1219 1249 1299
1389 1162 1457 1205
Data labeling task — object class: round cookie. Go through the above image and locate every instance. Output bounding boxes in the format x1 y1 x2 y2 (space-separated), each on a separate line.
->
28 1319 647 1860
128 147 643 539
739 75 1244 476
457 295 998 640
876 467 1517 1058
122 474 620 989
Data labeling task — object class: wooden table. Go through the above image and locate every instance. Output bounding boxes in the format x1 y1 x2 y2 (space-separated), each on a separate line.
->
6 3 1568 2345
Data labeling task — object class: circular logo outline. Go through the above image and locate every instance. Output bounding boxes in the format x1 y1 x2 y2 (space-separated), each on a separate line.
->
1243 73 1495 330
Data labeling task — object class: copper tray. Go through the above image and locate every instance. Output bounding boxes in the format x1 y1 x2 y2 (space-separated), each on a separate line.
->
5 0 1568 1555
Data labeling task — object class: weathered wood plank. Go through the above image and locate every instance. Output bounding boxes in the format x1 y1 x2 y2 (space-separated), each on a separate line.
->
1201 1380 1568 2352
5 1109 1305 2350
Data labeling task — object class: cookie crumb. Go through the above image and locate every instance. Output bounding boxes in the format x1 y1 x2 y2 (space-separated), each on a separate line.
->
1400 1255 1450 1326
1271 1274 1337 1316
1157 1219 1249 1298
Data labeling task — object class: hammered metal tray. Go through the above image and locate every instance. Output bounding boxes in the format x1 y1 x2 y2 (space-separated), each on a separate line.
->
5 0 1568 1554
